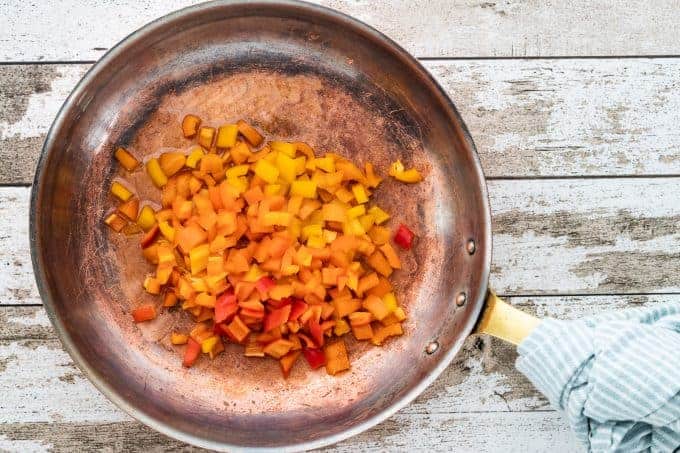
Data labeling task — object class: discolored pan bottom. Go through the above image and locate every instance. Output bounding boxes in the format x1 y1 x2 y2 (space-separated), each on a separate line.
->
32 2 490 449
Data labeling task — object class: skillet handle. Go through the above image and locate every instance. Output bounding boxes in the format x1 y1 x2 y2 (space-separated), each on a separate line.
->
474 291 541 345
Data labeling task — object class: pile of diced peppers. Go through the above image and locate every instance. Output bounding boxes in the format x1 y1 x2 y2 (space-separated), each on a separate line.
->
104 115 422 377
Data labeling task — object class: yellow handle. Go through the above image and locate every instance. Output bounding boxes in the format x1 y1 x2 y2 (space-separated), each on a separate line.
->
475 292 541 345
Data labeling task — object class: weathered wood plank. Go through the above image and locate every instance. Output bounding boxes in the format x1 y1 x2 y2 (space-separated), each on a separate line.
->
0 295 669 423
0 412 579 453
1 294 663 451
7 175 680 304
3 59 680 184
2 0 680 61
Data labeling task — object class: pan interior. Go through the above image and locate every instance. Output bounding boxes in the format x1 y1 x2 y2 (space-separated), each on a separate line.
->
32 2 490 448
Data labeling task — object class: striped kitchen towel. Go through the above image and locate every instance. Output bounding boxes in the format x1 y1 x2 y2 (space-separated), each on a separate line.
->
516 303 680 452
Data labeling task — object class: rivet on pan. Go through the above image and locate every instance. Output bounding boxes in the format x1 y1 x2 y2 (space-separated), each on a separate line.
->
456 292 467 307
466 239 476 255
426 341 439 354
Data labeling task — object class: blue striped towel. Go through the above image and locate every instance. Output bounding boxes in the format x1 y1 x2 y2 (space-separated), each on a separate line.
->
516 303 680 452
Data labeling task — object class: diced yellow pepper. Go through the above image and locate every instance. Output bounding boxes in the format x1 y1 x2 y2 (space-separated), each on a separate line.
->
189 244 210 275
288 217 302 239
114 147 139 171
322 202 347 222
146 158 168 188
314 156 335 172
263 211 292 227
226 177 248 194
201 335 220 353
351 184 369 204
368 206 390 224
270 141 297 157
171 333 188 345
302 224 322 239
225 164 249 179
191 277 208 292
186 146 205 169
111 181 133 202
346 204 366 219
158 221 175 241
344 218 365 236
306 235 325 249
393 306 407 321
358 213 375 232
287 195 303 215
290 180 317 198
389 159 423 183
383 292 398 313
197 126 216 149
275 152 296 182
254 159 279 183
216 124 239 148
243 264 265 282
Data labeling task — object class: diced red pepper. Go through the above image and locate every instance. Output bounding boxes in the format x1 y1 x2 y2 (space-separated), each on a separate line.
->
214 291 238 324
394 224 415 250
309 318 324 348
288 299 308 321
182 338 201 367
302 348 326 369
132 304 156 323
255 276 276 298
263 304 292 332
140 224 159 248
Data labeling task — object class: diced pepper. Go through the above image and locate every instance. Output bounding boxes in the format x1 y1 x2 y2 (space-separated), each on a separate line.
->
189 244 210 275
159 152 186 177
186 146 205 169
362 295 390 321
111 181 133 202
183 338 201 367
379 242 401 269
264 304 292 332
171 332 188 345
388 159 423 183
371 323 403 346
254 159 279 184
104 212 127 232
216 124 239 148
214 292 238 323
114 147 139 171
118 197 139 220
143 276 161 295
279 350 301 378
324 340 350 375
132 305 156 323
225 316 250 343
237 120 264 146
302 348 326 369
367 250 393 277
367 206 390 224
182 114 201 138
394 224 415 250
146 158 168 188
201 335 220 354
263 339 295 359
288 299 308 321
351 184 369 204
137 205 156 231
197 126 216 149
352 323 373 340
290 180 317 198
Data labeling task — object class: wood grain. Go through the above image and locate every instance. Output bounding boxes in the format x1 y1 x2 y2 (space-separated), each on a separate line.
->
7 174 680 304
3 59 680 184
1 0 680 61
0 295 668 451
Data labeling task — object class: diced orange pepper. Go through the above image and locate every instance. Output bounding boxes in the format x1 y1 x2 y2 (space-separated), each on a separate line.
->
237 120 264 146
114 147 139 171
324 339 350 375
132 305 156 323
371 323 403 346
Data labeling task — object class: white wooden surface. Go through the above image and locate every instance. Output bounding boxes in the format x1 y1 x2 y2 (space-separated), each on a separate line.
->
2 1 680 452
